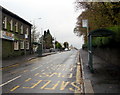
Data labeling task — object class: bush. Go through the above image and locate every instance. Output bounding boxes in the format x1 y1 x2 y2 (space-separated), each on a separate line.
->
92 26 120 48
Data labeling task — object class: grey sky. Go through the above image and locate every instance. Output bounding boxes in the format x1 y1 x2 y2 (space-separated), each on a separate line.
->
0 0 84 49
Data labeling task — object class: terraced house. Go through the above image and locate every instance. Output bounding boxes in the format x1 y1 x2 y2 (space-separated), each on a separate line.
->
0 6 32 58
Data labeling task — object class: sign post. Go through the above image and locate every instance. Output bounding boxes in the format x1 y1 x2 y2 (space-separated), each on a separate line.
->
82 19 94 72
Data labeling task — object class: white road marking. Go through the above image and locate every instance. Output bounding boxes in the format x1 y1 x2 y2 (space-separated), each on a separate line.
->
41 70 45 72
0 75 21 87
31 66 41 71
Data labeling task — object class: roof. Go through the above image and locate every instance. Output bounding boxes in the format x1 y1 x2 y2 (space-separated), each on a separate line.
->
1 6 32 26
89 28 114 37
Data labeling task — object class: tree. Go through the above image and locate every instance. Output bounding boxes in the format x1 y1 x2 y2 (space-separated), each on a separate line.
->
55 41 62 50
63 42 69 49
74 1 120 43
31 24 40 43
31 24 40 53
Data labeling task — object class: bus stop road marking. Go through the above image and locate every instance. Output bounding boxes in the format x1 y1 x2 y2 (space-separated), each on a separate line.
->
10 85 20 92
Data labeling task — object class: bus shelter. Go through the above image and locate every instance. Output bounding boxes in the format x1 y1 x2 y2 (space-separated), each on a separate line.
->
88 29 114 73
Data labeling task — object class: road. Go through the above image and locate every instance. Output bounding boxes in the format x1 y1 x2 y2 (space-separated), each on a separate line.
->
1 50 82 94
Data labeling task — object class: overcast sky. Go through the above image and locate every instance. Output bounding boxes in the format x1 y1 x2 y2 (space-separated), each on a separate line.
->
0 0 84 49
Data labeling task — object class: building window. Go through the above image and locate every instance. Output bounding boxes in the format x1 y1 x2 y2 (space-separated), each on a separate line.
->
14 41 19 50
15 22 18 32
2 16 7 29
20 25 23 34
26 41 29 50
10 19 13 31
26 28 29 35
20 41 24 49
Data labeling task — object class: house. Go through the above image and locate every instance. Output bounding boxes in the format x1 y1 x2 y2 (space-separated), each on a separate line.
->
0 6 32 58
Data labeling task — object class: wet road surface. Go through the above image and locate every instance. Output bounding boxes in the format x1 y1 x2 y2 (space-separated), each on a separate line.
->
1 50 82 94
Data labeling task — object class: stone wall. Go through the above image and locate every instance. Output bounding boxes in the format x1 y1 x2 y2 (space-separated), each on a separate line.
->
93 47 120 66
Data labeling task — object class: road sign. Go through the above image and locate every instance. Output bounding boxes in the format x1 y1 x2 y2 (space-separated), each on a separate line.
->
82 19 88 28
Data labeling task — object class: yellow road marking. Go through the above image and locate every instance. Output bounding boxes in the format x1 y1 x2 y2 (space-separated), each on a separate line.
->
10 71 17 74
23 80 42 89
58 73 62 77
70 68 73 71
25 78 32 82
31 80 42 88
23 70 28 72
34 73 39 76
2 64 19 70
60 81 69 90
49 73 57 77
45 81 60 90
40 80 51 89
71 82 81 91
10 85 20 92
69 73 73 78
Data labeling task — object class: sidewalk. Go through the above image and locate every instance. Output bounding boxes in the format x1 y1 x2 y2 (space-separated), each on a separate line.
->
2 52 56 68
80 49 120 93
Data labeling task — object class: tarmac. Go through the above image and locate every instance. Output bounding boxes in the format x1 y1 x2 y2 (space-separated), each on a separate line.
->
1 49 120 93
1 52 56 68
79 49 120 93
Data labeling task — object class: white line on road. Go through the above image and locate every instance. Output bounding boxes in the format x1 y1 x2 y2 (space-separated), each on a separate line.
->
0 75 21 87
30 65 42 72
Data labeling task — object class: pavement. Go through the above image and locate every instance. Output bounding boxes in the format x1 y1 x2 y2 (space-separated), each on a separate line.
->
1 52 56 68
79 49 120 93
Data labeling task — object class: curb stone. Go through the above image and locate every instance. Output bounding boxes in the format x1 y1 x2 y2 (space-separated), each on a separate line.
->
79 50 94 94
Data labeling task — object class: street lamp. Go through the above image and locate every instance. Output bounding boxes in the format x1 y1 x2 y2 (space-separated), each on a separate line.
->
35 18 44 55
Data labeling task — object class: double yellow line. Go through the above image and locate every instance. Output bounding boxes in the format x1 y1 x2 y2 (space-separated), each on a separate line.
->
0 63 19 70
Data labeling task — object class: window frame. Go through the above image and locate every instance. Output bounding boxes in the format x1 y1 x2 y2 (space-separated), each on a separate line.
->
20 40 24 49
14 41 19 50
20 24 23 34
26 41 29 50
10 19 13 31
3 16 7 29
15 22 18 32
26 28 29 35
